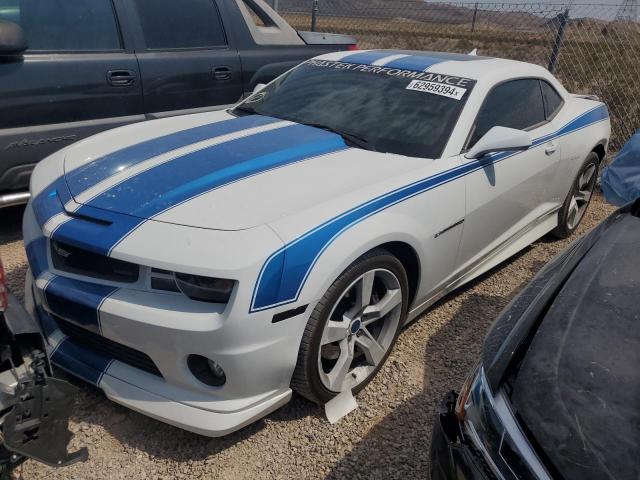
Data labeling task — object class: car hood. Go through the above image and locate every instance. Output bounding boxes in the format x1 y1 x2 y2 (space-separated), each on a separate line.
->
507 203 640 479
62 111 424 230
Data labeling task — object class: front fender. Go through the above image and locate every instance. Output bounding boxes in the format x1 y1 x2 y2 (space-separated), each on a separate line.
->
279 208 429 314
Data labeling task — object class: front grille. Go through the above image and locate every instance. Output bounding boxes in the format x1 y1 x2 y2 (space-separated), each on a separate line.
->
51 240 139 283
54 316 162 377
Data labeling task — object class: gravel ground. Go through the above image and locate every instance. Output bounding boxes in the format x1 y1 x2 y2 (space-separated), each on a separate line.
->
0 193 616 480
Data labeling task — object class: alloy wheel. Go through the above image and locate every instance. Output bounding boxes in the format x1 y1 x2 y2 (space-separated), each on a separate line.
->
317 268 403 392
567 162 597 230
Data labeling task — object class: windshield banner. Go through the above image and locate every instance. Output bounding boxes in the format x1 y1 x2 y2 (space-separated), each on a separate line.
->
306 59 475 93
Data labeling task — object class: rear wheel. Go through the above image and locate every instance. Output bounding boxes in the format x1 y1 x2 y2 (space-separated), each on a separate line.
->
291 249 408 404
552 152 599 239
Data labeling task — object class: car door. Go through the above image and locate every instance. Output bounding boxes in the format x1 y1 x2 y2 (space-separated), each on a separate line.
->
456 78 562 273
0 0 143 195
124 0 243 117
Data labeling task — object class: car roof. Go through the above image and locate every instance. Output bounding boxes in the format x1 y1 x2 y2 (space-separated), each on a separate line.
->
313 49 555 87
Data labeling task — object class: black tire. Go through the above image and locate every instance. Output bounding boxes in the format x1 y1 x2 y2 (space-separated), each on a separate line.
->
291 248 409 404
552 151 600 239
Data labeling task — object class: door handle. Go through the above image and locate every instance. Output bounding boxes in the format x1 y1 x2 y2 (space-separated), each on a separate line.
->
213 66 232 81
107 70 136 86
545 142 557 156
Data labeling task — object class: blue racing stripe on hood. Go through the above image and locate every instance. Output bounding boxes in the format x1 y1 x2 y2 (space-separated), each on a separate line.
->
65 115 280 198
84 123 347 217
52 123 349 256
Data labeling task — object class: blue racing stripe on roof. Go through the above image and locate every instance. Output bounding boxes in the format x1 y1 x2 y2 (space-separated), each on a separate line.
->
340 50 392 65
383 55 446 71
65 115 280 198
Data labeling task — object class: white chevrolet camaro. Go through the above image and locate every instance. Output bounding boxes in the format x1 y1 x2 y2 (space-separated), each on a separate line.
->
23 50 610 436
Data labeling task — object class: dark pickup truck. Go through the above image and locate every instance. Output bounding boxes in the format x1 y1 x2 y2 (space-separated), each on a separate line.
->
0 0 355 207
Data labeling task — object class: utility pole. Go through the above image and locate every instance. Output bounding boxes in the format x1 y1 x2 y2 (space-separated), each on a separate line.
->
548 9 569 73
311 0 319 31
471 2 478 32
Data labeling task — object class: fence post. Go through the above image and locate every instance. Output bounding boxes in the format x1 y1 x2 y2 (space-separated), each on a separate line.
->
311 0 319 31
272 0 278 11
548 9 569 73
471 2 478 32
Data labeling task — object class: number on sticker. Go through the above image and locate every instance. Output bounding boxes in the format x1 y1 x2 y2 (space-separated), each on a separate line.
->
405 80 467 100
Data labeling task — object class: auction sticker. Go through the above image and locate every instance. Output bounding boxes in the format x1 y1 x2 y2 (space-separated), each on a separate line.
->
406 79 467 100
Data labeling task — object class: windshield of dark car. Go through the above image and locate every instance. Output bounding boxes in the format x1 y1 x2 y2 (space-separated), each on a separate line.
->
233 59 475 159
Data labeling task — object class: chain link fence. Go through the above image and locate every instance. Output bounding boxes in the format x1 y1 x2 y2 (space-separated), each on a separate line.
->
273 1 640 151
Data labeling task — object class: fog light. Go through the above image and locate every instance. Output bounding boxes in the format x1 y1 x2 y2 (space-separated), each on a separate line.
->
187 355 226 387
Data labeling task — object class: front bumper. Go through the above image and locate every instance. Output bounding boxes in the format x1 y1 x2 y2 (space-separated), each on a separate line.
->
25 267 299 437
22 199 311 437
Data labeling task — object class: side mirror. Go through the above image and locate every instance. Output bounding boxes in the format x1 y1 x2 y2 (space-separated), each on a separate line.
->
252 83 267 95
0 20 27 55
465 126 532 159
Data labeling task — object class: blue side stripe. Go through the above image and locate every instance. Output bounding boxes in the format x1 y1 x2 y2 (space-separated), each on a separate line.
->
339 50 392 65
44 276 117 335
251 105 609 311
51 338 112 386
65 115 280 198
383 55 445 71
52 124 348 256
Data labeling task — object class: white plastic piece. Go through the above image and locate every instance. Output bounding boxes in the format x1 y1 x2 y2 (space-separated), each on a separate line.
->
325 389 358 424
468 48 478 56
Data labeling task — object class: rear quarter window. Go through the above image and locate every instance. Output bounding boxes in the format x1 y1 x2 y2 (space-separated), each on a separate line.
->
541 80 564 119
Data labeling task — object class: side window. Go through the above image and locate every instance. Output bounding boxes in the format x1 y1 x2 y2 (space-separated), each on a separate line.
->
540 81 564 119
132 0 226 50
469 79 546 148
0 0 121 51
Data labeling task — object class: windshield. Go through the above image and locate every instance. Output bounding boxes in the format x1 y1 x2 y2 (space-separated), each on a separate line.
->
233 59 475 159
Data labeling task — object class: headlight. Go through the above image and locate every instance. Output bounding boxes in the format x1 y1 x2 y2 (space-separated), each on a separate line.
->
455 361 481 421
174 273 235 303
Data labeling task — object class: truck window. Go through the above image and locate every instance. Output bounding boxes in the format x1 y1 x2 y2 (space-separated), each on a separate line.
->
132 0 226 50
0 0 121 51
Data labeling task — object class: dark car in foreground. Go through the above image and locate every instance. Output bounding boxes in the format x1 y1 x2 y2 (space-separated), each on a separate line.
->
0 259 86 476
0 0 355 207
431 198 640 479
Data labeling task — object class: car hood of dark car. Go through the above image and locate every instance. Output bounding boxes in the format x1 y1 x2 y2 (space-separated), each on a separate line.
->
508 205 640 480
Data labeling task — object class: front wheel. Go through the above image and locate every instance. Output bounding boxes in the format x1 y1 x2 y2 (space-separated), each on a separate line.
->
552 152 599 239
291 248 409 404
